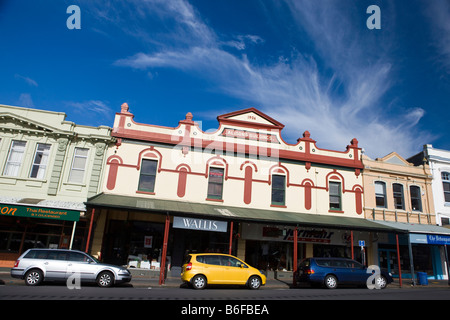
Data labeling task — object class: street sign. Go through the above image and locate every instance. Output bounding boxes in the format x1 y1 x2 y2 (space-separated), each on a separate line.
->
358 240 365 247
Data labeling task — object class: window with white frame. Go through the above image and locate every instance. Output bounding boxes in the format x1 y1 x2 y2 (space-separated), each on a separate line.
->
68 148 89 184
30 143 51 179
410 185 422 212
207 167 224 200
393 183 405 210
271 174 286 206
138 159 158 192
329 181 342 211
442 172 450 203
3 140 26 177
375 181 387 208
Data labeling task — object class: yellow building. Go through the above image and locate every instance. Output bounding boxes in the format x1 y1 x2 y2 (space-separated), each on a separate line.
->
362 152 450 282
362 152 435 224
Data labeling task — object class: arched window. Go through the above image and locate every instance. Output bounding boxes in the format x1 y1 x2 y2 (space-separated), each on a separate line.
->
393 183 405 210
375 181 386 208
410 185 422 212
442 172 450 203
271 174 286 206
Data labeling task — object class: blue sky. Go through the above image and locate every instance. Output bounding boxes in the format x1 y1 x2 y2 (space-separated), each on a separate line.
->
0 0 449 159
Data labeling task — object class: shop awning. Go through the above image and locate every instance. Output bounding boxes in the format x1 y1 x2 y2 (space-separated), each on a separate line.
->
86 193 399 233
370 220 450 235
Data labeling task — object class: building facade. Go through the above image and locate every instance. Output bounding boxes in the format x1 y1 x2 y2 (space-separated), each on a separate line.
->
86 104 394 281
0 104 114 267
409 145 450 227
362 152 450 281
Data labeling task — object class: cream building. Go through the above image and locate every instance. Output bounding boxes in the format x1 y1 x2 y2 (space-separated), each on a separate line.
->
87 104 394 281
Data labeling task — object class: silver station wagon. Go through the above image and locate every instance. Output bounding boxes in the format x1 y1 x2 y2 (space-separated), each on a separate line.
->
11 248 132 287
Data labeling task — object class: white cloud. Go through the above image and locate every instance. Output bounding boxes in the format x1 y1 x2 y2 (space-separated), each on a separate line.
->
425 1 450 75
66 100 112 119
15 74 38 87
18 93 34 108
113 0 433 158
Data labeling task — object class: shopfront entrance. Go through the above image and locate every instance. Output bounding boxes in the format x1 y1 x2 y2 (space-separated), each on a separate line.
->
170 216 231 269
102 219 165 266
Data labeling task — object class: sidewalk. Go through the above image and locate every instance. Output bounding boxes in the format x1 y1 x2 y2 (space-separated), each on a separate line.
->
1 268 449 289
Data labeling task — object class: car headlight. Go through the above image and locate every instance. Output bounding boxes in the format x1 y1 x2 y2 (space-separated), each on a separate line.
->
119 269 130 275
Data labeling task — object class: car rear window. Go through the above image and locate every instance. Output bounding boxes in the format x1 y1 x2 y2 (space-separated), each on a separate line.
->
183 255 192 264
24 250 49 259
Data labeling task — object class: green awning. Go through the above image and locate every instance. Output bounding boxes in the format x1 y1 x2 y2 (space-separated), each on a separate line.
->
86 193 399 233
0 203 80 222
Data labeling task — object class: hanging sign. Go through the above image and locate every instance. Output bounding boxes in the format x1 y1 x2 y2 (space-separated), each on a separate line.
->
0 203 80 221
173 216 228 233
409 233 450 245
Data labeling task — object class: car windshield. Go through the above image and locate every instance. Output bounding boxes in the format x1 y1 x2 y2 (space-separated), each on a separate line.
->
84 252 100 263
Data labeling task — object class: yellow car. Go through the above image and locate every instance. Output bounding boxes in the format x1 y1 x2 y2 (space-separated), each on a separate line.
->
181 253 266 290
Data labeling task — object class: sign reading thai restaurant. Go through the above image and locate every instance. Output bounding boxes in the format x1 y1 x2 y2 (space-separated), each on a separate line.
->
173 216 228 233
0 203 80 222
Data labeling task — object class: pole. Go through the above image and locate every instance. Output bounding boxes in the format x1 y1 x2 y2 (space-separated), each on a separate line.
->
408 234 416 286
85 208 95 253
351 231 354 260
228 221 233 255
396 234 402 287
444 245 450 286
293 227 298 287
159 215 170 285
69 221 77 250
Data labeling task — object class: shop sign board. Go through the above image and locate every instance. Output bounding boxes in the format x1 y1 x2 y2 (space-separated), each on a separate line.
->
0 203 80 222
410 233 450 245
242 223 354 245
173 216 228 233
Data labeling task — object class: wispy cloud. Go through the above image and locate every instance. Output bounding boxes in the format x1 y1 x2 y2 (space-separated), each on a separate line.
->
18 93 34 108
15 74 38 87
65 100 113 123
112 0 434 158
425 1 450 76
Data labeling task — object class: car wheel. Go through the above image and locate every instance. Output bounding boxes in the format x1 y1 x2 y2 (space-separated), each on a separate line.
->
324 274 338 289
192 275 206 290
376 275 388 289
25 269 43 286
248 276 261 290
97 271 114 287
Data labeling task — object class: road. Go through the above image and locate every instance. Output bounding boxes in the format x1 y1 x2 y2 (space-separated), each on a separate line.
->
2 282 450 300
2 283 449 318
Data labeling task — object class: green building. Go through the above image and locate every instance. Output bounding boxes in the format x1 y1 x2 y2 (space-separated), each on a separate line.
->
0 104 114 267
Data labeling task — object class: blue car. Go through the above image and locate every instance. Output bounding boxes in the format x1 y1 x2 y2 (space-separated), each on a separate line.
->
294 257 393 289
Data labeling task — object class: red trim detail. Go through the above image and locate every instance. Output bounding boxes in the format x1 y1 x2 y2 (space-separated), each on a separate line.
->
177 167 188 198
303 180 312 210
106 159 120 190
244 166 253 205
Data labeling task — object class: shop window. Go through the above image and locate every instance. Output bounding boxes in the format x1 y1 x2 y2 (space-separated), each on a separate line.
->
271 175 285 206
442 172 450 203
3 140 26 177
410 186 422 212
393 183 405 210
30 143 51 179
138 159 158 192
375 181 387 208
68 148 89 184
207 167 224 200
329 181 341 211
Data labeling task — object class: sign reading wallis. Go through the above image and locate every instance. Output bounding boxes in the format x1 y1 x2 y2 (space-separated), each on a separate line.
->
173 216 228 233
